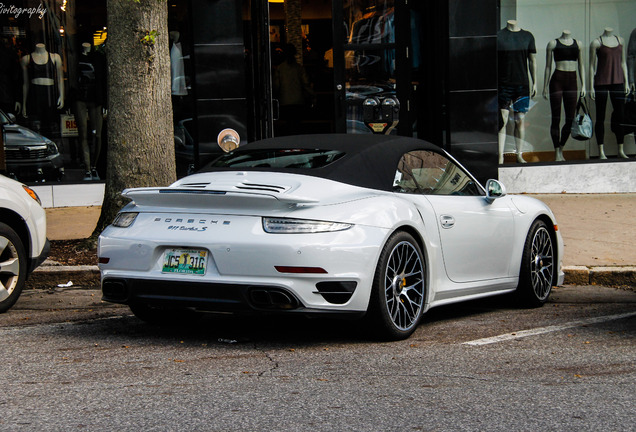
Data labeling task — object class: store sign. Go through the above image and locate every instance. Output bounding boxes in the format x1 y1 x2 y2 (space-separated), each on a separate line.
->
60 114 78 137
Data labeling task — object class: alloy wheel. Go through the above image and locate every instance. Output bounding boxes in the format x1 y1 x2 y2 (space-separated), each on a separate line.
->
530 226 553 301
0 236 20 302
383 240 425 331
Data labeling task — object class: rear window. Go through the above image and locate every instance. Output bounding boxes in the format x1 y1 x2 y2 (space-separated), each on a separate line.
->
206 149 345 170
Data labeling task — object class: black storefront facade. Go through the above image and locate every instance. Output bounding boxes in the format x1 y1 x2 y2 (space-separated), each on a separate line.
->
1 0 635 193
177 0 500 184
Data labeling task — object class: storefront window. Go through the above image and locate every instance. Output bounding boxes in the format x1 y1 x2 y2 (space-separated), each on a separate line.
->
498 0 636 164
168 0 194 177
0 0 107 183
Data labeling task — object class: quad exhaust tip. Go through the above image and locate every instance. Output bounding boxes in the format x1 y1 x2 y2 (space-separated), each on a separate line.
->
249 288 299 310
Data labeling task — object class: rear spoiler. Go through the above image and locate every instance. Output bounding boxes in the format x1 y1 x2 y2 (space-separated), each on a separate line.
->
122 187 319 210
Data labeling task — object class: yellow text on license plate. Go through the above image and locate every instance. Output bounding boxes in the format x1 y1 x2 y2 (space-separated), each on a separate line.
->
162 249 207 275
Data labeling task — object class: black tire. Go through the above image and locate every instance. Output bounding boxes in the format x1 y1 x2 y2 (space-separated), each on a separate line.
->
367 231 426 340
516 219 554 307
129 302 197 326
0 222 27 313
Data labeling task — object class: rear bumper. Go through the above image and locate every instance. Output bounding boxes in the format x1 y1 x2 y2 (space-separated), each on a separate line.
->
101 276 365 318
98 216 388 312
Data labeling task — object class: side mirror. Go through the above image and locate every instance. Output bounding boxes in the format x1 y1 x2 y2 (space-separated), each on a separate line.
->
485 179 507 202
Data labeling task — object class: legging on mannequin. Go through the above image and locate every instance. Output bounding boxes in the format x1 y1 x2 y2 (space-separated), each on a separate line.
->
74 100 103 169
27 83 57 136
549 70 578 148
594 84 625 145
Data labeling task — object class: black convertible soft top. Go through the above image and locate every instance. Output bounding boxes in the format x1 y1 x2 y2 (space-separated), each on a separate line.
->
202 134 446 192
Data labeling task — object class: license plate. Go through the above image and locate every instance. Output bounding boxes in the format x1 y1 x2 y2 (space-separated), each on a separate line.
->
162 249 207 275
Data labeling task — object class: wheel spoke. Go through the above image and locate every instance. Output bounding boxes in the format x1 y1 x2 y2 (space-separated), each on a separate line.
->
0 237 9 252
401 292 418 316
0 257 20 277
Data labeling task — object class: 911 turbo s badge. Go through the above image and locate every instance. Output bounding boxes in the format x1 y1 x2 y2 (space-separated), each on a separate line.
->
167 225 208 232
154 217 231 231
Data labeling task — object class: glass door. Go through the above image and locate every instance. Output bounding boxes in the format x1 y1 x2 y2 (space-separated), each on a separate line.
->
247 0 428 139
244 0 275 141
267 0 335 136
343 0 397 134
333 0 418 135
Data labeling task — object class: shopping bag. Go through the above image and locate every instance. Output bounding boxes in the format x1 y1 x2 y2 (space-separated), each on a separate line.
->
60 112 78 138
571 98 593 140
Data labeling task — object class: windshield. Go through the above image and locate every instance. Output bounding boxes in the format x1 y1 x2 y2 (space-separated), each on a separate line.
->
205 148 346 170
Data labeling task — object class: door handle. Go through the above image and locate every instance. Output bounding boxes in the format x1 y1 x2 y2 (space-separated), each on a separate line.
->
440 215 455 229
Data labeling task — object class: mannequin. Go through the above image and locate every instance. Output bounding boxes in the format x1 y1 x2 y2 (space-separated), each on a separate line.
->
74 42 106 180
497 20 537 164
20 43 64 136
169 31 187 96
543 30 586 161
589 28 629 159
628 27 636 92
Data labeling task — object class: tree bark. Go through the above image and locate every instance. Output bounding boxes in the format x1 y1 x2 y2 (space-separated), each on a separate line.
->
284 0 303 65
93 0 175 239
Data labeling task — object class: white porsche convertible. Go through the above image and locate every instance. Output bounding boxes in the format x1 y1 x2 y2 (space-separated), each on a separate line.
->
98 134 564 340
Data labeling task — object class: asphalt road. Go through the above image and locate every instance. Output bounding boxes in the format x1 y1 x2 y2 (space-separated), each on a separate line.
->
1 285 635 431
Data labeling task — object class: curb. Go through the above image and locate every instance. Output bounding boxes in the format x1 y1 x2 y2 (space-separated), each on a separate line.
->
28 265 100 290
27 265 636 292
563 266 636 289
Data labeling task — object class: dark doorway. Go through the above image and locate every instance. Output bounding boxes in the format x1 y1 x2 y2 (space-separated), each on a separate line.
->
245 1 446 141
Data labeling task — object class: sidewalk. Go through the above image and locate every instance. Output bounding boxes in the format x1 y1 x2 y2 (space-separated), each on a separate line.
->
529 194 636 288
31 194 636 289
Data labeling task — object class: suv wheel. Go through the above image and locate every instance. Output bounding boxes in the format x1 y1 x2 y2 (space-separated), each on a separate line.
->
0 222 27 313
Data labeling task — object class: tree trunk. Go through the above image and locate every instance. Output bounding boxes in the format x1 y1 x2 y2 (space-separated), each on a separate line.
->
92 0 175 239
284 0 303 65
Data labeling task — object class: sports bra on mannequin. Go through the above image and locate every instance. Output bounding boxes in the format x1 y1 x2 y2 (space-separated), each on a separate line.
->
553 39 579 62
28 52 55 81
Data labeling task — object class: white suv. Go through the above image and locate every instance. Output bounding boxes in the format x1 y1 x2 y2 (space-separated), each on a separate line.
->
0 174 49 312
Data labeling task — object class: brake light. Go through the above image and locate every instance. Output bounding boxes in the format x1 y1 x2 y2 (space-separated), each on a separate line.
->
275 266 328 274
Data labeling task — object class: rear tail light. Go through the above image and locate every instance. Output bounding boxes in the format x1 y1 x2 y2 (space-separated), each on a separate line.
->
263 217 352 234
112 212 138 228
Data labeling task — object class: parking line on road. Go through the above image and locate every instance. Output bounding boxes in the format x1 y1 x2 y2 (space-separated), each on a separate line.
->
463 312 636 346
